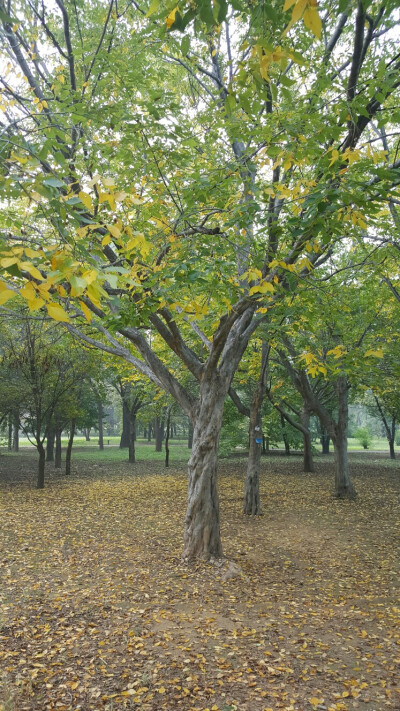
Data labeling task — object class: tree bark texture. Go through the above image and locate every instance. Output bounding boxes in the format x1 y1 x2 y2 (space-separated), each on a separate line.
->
154 414 164 452
12 414 19 452
128 412 136 464
55 428 62 469
165 406 171 468
301 406 314 473
321 429 330 454
331 377 356 499
188 421 193 449
37 442 45 489
8 415 12 451
183 378 225 561
98 400 104 450
120 401 130 449
46 426 55 462
65 419 76 475
281 413 290 455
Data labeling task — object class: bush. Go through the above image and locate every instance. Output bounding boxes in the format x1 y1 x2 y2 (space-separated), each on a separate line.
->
354 427 372 449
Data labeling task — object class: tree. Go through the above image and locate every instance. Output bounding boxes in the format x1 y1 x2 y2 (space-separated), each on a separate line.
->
1 0 399 556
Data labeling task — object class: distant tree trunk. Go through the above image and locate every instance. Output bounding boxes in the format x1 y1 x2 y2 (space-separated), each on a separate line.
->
85 427 90 441
46 426 55 462
331 377 356 499
120 401 130 448
281 413 290 455
321 428 330 454
147 424 152 442
98 400 104 450
188 421 193 449
8 415 12 451
37 441 45 489
55 428 62 469
301 406 314 473
12 414 19 452
243 343 268 515
374 396 396 460
165 406 172 468
128 411 136 464
65 419 76 475
154 415 164 452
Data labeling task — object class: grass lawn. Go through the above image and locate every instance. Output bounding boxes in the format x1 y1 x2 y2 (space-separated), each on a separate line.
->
0 451 399 711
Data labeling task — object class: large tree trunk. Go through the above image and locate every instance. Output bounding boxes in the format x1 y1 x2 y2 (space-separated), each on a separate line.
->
46 425 55 462
128 411 136 464
98 400 104 450
65 419 76 475
183 378 225 561
37 441 45 489
332 377 356 499
55 428 62 469
301 406 314 473
120 401 130 449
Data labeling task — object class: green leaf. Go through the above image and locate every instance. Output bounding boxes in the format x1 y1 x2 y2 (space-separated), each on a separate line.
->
181 35 190 56
43 177 65 188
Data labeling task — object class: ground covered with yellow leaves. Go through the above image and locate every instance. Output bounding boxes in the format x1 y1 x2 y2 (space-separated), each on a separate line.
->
0 451 399 711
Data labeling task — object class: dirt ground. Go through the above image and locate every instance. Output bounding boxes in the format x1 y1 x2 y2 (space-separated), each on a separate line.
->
0 451 399 711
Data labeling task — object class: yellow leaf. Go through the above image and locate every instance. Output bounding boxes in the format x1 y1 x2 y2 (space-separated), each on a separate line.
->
79 300 92 323
166 6 178 28
309 698 324 707
20 262 43 281
27 297 45 312
364 348 384 358
102 234 112 247
106 223 121 239
102 177 115 188
79 191 93 213
46 302 70 322
283 0 296 9
291 0 308 25
1 256 19 268
0 283 17 305
303 6 322 38
329 149 340 167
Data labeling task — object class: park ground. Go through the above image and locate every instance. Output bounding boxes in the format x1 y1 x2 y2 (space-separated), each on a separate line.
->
0 449 399 711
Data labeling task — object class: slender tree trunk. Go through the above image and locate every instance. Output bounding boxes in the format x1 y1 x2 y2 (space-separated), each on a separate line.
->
37 441 45 489
128 411 136 464
8 415 12 451
332 377 356 499
154 415 164 452
281 413 290 455
147 424 152 442
55 428 62 469
301 406 314 473
85 427 90 441
98 400 104 450
183 378 225 561
12 414 19 452
120 401 130 448
389 418 396 460
65 419 76 475
46 426 55 462
165 406 172 468
244 409 262 515
188 421 193 449
374 396 396 460
321 429 330 454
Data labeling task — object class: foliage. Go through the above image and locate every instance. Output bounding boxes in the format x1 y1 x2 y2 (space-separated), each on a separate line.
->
354 426 372 450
